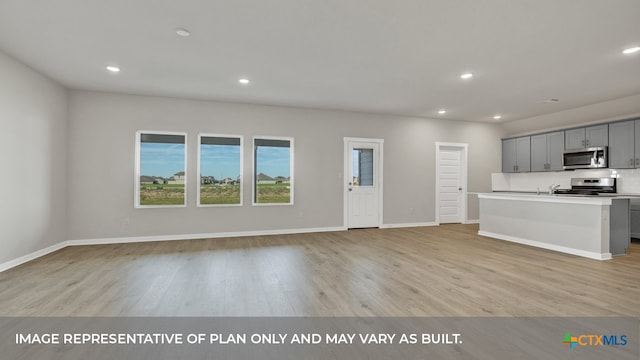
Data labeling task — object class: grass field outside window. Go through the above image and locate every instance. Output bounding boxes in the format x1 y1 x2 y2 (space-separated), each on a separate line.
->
198 134 243 206
253 137 293 205
135 131 187 208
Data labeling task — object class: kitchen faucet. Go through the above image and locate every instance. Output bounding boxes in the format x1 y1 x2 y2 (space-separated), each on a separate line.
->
548 184 560 195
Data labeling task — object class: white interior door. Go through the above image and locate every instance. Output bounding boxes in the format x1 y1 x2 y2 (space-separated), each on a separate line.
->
438 146 463 223
347 140 381 228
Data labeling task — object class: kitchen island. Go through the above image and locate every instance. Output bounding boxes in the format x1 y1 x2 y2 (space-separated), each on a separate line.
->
478 193 630 260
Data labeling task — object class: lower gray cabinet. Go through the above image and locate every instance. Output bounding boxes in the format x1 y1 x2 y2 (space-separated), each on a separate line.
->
635 119 640 168
610 199 630 256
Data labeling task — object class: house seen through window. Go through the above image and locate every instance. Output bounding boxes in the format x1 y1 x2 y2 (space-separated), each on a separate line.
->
198 135 242 206
254 137 293 204
136 132 186 207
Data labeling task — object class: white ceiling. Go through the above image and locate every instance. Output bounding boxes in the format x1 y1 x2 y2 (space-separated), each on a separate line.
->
0 0 638 123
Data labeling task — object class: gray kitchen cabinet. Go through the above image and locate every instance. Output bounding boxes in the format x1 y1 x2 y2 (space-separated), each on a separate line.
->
610 199 630 256
609 120 635 169
565 124 608 149
586 125 609 147
531 131 564 171
548 131 564 170
530 135 546 172
502 139 516 173
635 119 640 168
502 136 530 173
631 199 640 239
565 128 585 149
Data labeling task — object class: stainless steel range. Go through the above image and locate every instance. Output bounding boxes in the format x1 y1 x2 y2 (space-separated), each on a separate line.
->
554 177 616 195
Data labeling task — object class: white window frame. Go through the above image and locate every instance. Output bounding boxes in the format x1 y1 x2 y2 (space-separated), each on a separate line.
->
252 136 294 206
197 133 244 207
135 130 188 208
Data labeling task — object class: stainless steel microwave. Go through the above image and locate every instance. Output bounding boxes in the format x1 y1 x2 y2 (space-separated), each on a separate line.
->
563 147 607 170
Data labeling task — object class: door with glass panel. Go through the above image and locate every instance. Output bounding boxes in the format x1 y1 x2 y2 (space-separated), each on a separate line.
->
347 140 380 228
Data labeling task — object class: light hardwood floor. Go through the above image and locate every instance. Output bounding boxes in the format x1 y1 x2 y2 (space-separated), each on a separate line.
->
1 224 639 317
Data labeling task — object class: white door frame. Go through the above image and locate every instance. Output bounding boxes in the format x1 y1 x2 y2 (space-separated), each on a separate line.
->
435 142 468 224
344 137 384 229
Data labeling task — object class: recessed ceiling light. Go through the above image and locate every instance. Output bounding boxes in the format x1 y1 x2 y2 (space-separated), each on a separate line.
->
238 78 250 85
460 73 473 79
438 109 447 115
175 28 191 37
106 66 120 73
493 115 502 120
622 46 640 54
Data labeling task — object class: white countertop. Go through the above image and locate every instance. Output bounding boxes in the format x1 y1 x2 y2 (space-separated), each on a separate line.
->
478 192 635 205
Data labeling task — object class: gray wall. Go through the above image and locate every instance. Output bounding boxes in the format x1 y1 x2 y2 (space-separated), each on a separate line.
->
67 91 504 240
0 51 68 265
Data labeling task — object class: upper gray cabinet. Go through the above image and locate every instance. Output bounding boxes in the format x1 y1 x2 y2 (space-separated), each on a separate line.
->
502 136 530 173
564 128 583 149
565 124 608 149
587 125 609 147
502 118 640 174
609 120 635 169
502 139 515 173
531 131 564 172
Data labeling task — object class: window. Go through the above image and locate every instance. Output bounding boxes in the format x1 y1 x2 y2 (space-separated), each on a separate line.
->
198 134 243 206
135 131 187 207
352 148 374 186
253 137 293 205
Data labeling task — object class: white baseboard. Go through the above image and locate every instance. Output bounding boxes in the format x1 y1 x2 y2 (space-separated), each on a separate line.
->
0 226 348 273
380 222 438 229
0 241 69 273
380 221 478 228
68 226 348 246
478 230 612 261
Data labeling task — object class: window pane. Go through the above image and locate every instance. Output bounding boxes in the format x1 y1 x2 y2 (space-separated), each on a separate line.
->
138 133 186 206
353 148 373 186
255 139 292 204
199 136 242 205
